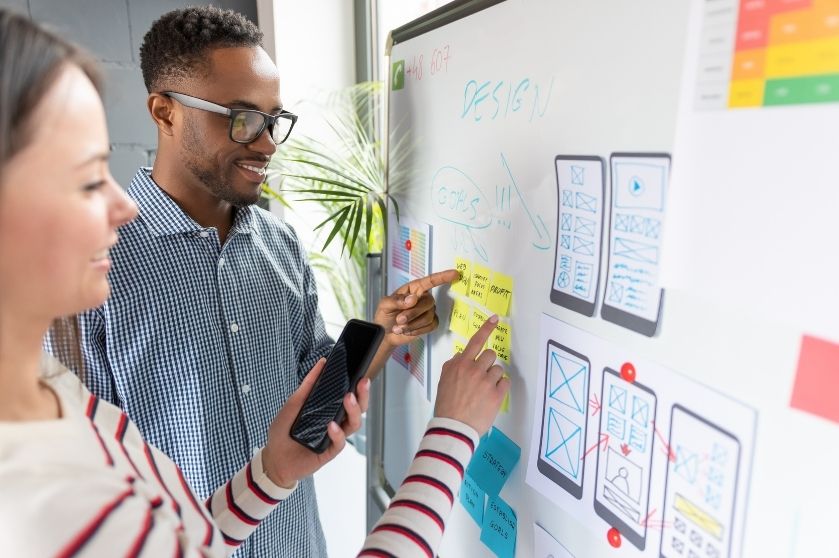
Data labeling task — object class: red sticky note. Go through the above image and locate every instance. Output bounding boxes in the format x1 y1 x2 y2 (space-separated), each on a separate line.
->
790 335 839 424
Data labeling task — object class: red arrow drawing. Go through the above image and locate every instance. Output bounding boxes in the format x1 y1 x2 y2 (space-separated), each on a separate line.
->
652 421 676 463
582 433 609 460
620 443 631 456
589 394 601 416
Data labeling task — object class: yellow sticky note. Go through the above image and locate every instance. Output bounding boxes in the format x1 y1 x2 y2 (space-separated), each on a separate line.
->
452 257 471 296
486 272 514 317
468 263 492 306
470 308 488 338
453 339 466 355
500 391 510 413
449 299 470 338
489 321 511 364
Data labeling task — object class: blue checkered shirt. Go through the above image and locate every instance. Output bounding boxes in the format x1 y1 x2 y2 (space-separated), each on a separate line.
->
76 168 333 557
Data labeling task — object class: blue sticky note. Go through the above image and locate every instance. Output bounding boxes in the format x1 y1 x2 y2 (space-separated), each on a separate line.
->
459 473 485 525
466 427 521 496
480 495 517 558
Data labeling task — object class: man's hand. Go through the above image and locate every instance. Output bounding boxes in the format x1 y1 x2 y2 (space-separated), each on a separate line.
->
434 314 509 436
261 359 371 488
374 268 459 346
365 269 459 378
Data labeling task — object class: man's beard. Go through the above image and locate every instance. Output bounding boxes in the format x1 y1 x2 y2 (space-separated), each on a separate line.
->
182 120 260 208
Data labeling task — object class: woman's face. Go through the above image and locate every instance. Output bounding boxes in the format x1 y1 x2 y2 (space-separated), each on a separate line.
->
0 64 137 322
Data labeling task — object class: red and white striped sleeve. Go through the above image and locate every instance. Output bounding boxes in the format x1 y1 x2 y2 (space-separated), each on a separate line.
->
357 417 479 558
205 448 297 554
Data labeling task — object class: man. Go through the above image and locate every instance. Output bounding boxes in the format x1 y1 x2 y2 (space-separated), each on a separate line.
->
76 6 456 557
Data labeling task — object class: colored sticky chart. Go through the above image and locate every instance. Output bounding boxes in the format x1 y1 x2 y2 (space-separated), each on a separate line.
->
470 308 488 338
390 337 428 390
449 299 471 338
693 0 839 110
469 263 492 306
790 335 839 425
460 473 486 525
453 257 471 295
486 272 514 316
466 427 521 496
480 496 517 558
489 321 511 364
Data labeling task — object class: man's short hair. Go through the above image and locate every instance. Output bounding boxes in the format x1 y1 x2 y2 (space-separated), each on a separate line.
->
139 5 263 92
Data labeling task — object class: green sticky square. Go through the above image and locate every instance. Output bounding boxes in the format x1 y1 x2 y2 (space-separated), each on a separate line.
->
391 60 405 91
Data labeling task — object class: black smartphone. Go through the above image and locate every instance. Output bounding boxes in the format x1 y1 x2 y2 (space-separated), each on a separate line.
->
290 319 385 453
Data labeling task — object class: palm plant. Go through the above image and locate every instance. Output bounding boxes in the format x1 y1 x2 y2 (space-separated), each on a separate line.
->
262 81 412 320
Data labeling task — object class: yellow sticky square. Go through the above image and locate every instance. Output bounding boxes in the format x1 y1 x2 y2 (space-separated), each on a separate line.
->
469 308 488 338
453 339 466 355
449 299 470 338
452 257 471 296
468 263 492 306
486 272 514 317
500 391 510 413
489 321 511 364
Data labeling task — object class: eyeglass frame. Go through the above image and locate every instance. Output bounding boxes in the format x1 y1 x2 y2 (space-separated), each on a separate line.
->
163 91 298 145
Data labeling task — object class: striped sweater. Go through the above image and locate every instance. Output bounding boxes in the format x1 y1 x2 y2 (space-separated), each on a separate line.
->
0 357 478 557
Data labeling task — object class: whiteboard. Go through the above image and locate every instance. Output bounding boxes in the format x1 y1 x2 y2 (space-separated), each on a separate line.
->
379 1 838 556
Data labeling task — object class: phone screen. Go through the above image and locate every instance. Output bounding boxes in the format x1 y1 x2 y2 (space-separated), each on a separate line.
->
537 340 591 499
292 320 384 450
594 367 658 550
659 405 741 558
551 155 606 317
601 153 670 336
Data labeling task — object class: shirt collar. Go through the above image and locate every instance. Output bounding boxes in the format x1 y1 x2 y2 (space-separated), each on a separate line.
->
128 167 257 237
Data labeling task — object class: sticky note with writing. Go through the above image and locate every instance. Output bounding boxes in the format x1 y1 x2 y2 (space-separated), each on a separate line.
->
466 427 521 496
449 299 470 338
470 308 488 338
486 272 513 316
459 473 485 525
489 321 511 364
469 263 492 306
452 257 471 296
480 495 517 558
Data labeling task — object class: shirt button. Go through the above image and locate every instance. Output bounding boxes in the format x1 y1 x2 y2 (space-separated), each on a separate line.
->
219 257 225 266
200 231 209 238
241 384 251 394
230 323 240 333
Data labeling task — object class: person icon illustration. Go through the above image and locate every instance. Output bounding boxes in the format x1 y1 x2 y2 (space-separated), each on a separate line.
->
610 466 631 496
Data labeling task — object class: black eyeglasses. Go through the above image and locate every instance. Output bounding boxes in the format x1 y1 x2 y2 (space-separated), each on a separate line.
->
164 91 298 145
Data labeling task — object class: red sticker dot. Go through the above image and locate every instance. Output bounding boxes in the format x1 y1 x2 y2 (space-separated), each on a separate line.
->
607 527 622 548
405 239 412 251
404 353 412 363
620 362 636 383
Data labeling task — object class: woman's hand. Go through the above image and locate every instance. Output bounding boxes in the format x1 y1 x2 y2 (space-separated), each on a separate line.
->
261 359 370 488
434 315 510 436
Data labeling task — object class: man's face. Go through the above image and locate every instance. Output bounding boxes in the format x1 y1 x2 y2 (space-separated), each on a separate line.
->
179 46 282 207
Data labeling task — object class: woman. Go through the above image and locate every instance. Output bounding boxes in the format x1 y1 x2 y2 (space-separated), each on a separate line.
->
0 9 509 558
